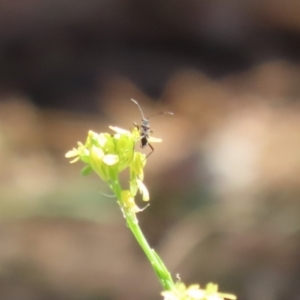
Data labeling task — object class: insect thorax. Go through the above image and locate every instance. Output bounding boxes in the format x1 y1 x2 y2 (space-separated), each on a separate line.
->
141 118 149 127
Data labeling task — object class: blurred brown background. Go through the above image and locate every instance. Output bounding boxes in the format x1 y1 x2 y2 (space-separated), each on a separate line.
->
1 1 300 300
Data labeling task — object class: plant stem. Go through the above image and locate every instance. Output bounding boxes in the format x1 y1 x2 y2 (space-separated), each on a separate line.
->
111 179 174 291
125 209 175 290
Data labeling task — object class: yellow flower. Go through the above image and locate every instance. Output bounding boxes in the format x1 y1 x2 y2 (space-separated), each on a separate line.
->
161 282 237 300
65 126 151 208
121 190 144 214
204 283 236 300
66 128 137 181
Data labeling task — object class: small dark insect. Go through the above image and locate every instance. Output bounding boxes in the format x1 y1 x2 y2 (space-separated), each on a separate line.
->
131 98 173 158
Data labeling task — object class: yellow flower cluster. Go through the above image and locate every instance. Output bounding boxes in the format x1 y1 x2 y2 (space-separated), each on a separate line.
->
65 126 150 213
161 283 237 300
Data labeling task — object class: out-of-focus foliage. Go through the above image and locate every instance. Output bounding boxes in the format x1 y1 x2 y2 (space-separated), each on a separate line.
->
1 1 300 300
1 61 300 300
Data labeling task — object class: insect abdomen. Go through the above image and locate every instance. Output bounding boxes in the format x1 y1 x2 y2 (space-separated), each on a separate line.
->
141 136 148 148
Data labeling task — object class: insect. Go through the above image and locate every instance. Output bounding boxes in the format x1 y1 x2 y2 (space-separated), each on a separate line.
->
131 98 173 158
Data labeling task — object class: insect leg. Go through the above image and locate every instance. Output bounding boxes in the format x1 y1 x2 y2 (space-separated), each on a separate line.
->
146 143 154 158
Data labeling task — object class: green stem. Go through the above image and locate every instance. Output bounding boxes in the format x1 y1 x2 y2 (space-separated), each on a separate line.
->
111 179 174 291
126 209 175 290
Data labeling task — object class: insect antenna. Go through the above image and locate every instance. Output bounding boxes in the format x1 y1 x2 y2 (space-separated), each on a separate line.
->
131 98 145 119
147 111 174 119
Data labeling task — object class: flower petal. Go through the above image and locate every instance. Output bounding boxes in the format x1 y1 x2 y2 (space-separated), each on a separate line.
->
69 157 80 163
90 146 104 160
109 126 131 135
148 136 162 143
103 154 119 165
65 149 79 158
137 179 149 201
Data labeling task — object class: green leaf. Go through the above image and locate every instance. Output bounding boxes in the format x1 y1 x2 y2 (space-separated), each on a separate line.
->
81 165 93 176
